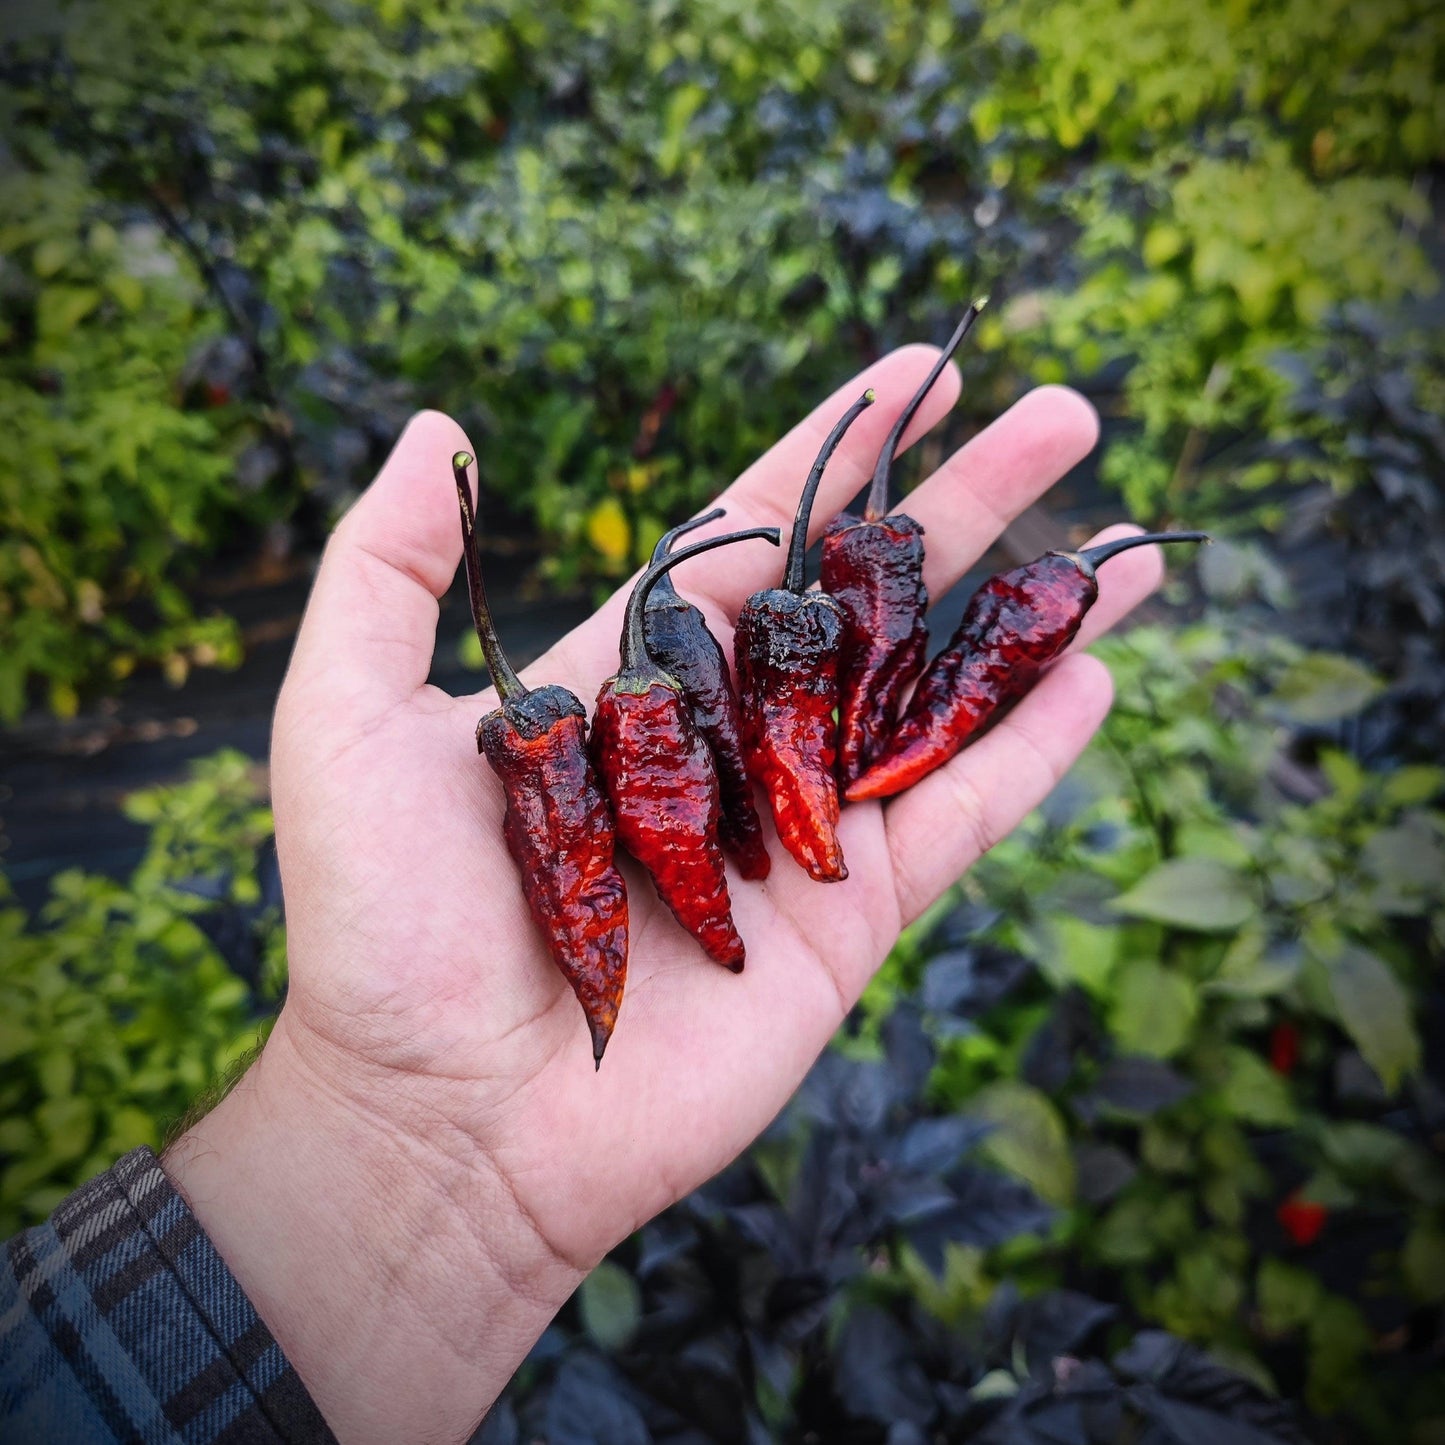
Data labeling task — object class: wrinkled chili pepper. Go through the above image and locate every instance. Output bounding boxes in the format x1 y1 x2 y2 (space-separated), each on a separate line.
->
453 452 629 1068
847 531 1209 803
593 524 781 971
643 508 771 881
823 302 986 788
734 390 876 881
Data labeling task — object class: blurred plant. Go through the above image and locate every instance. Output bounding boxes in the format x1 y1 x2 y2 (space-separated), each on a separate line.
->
3 0 1439 712
478 1004 1312 1444
848 619 1445 1439
0 751 282 1233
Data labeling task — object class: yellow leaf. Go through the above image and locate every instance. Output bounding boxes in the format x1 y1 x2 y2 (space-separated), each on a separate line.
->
586 497 631 566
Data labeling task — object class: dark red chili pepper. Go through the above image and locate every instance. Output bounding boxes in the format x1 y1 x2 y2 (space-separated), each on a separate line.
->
643 508 771 881
453 453 629 1069
847 531 1209 803
593 524 781 971
734 390 876 881
823 302 986 789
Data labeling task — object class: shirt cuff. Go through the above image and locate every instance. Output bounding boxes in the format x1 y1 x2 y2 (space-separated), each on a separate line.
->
2 1146 335 1443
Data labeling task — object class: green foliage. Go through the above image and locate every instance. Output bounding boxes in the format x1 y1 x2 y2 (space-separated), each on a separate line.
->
0 752 281 1233
909 618 1445 1436
3 0 1441 710
0 155 246 719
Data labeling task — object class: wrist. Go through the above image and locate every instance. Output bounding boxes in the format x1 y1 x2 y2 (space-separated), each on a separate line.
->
164 1007 583 1444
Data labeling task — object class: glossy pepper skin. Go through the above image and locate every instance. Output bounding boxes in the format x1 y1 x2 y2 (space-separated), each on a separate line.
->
593 525 781 969
454 453 628 1068
823 302 985 788
735 390 875 881
847 532 1208 803
643 509 771 880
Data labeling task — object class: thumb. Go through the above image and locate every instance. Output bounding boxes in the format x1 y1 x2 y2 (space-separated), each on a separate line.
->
282 409 475 725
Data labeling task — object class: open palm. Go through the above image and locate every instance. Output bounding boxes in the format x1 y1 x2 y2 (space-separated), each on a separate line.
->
172 347 1164 1443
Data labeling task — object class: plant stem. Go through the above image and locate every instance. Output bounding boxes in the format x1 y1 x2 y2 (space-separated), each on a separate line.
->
453 453 526 702
784 390 875 593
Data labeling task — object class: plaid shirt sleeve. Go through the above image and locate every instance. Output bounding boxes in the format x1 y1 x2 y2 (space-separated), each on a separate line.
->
1 1147 336 1445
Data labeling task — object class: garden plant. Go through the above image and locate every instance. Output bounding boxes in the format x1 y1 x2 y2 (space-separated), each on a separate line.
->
1 1 1442 1440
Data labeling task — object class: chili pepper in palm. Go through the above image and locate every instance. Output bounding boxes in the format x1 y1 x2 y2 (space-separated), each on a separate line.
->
593 524 782 971
642 508 772 881
823 301 987 789
847 531 1209 803
453 452 628 1069
734 390 876 882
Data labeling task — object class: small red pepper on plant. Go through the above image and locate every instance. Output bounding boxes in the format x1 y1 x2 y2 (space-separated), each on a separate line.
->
593 524 781 971
823 302 986 788
847 532 1209 803
1277 1190 1328 1247
735 390 876 881
453 453 629 1069
643 509 771 881
1269 1021 1301 1076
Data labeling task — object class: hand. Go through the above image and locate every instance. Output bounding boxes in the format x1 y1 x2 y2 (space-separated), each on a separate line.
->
165 352 1163 1443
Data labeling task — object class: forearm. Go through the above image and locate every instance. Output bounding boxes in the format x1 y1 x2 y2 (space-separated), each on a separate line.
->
163 1009 582 1444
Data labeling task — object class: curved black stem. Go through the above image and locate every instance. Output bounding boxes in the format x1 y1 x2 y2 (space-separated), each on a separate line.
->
622 526 780 673
647 507 726 604
453 452 526 702
1078 531 1211 570
865 299 987 521
784 390 875 593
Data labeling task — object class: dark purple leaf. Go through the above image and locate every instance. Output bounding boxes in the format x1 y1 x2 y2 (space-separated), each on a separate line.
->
921 945 1033 1016
1022 989 1100 1092
636 1216 698 1277
543 1356 651 1445
877 1174 959 1227
1019 1396 1090 1445
907 1169 1055 1272
833 1307 936 1426
882 1003 935 1099
892 1115 993 1175
1087 1057 1194 1116
470 1398 518 1445
1014 1292 1117 1371
1138 1397 1293 1445
1073 1143 1137 1205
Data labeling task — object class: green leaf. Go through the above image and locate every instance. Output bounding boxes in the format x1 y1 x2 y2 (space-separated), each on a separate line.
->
1108 959 1199 1059
1033 916 1118 996
1258 1257 1321 1335
1271 652 1384 724
37 284 102 340
35 1097 95 1166
578 1259 641 1351
1205 932 1301 998
974 1081 1074 1206
1403 1224 1445 1304
1322 943 1420 1093
37 1048 75 1099
1109 858 1256 932
1215 1047 1297 1126
0 1019 37 1064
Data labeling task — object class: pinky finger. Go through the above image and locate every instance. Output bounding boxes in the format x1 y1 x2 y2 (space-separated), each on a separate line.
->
883 653 1115 927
